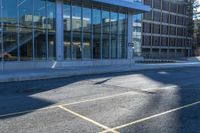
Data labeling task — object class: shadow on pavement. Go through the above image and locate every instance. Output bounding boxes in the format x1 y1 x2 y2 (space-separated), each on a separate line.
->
0 66 199 133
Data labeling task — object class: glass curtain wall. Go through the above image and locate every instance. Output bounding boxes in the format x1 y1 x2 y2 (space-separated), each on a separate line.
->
63 1 127 60
0 0 56 62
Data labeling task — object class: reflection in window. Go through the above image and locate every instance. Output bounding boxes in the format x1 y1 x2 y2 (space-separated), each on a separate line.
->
63 2 71 59
47 1 56 60
82 6 92 59
93 8 101 59
111 12 118 58
72 4 81 59
18 0 33 61
118 13 126 58
34 0 47 60
102 10 110 59
2 0 18 61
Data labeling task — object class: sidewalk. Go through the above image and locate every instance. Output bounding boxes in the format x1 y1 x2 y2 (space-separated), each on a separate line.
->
0 62 200 83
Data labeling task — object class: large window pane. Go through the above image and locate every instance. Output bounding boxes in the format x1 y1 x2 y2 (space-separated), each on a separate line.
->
34 29 46 60
72 4 81 59
92 8 101 59
118 13 126 35
63 2 71 59
18 0 33 61
93 8 101 34
2 0 18 61
83 6 92 59
34 0 47 60
102 10 110 34
118 13 126 58
111 34 117 58
83 7 91 33
83 32 91 59
111 12 118 59
102 10 110 59
93 33 101 59
47 1 56 60
102 33 109 59
19 28 32 60
118 35 125 58
111 12 118 34
133 14 142 56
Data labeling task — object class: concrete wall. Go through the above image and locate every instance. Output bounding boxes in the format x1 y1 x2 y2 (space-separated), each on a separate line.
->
0 59 135 71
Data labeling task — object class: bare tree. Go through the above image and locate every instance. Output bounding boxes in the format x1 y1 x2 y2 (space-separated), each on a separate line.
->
186 0 200 55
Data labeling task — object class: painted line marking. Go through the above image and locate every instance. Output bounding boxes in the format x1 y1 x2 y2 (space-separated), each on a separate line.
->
100 100 200 133
0 91 132 118
58 105 119 133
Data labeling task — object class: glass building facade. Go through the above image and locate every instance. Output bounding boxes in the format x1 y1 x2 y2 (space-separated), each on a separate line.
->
0 0 128 61
0 0 56 61
63 1 127 60
0 0 149 69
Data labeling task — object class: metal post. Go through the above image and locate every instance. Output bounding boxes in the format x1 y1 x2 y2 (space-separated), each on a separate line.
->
127 13 133 60
32 0 35 61
127 12 133 67
45 0 49 60
100 7 103 60
81 3 83 60
91 5 93 60
56 0 64 61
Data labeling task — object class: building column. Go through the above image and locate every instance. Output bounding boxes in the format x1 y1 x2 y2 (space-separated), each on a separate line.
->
127 13 133 59
56 0 64 61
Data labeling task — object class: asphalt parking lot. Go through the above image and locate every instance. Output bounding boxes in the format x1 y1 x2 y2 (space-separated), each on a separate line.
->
0 66 200 133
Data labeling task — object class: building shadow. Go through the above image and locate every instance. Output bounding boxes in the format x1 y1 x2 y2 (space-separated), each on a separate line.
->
0 66 200 133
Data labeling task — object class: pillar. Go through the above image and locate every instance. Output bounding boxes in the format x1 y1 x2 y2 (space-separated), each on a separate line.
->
56 0 64 61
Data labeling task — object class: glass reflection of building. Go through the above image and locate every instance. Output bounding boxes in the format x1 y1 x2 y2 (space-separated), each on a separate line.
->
133 0 142 57
0 0 149 67
63 1 127 60
1 0 56 61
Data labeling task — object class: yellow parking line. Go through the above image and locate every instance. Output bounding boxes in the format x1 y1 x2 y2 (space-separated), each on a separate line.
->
0 91 132 118
58 105 119 133
100 100 200 133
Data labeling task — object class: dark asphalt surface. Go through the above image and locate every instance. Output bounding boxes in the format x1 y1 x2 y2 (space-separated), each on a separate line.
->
0 67 200 133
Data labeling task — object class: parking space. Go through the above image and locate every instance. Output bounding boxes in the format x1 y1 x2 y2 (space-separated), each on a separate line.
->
0 67 200 133
0 108 103 133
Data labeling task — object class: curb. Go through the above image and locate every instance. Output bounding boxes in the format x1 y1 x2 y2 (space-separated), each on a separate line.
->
0 63 200 83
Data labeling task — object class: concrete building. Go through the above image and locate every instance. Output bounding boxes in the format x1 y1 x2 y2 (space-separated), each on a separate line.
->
0 0 149 70
141 0 193 59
